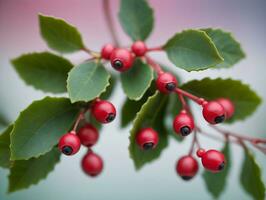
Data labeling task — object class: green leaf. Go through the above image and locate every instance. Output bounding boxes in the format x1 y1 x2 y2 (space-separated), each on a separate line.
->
12 52 73 93
121 59 154 100
99 75 116 100
129 91 169 169
202 28 245 68
0 125 13 168
163 30 223 71
67 61 110 103
8 148 60 193
10 97 79 160
181 78 262 123
240 149 265 200
203 142 231 198
118 0 154 41
39 14 84 53
121 82 156 127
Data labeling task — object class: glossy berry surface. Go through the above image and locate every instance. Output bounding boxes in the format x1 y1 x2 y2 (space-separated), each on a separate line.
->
176 156 199 180
110 48 134 72
196 148 206 158
82 151 103 177
201 149 225 173
173 110 194 136
77 124 99 147
91 100 116 123
216 98 235 119
131 41 147 56
202 101 226 124
101 44 115 60
136 128 159 150
58 132 81 156
156 72 177 93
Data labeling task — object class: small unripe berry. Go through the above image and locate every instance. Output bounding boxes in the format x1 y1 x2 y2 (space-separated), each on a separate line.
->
156 72 177 93
176 155 199 180
202 101 226 124
91 100 116 124
201 149 225 173
110 48 134 72
131 41 147 56
173 110 194 136
58 132 81 156
136 128 159 150
82 151 103 177
77 124 99 147
101 44 115 60
216 98 235 119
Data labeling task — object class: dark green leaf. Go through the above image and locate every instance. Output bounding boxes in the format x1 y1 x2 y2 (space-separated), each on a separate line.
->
12 52 73 93
8 148 60 193
240 149 265 200
0 125 13 168
203 142 231 198
163 30 223 71
10 97 79 160
119 0 154 41
39 14 84 53
181 78 262 123
121 82 156 127
67 61 110 103
121 59 154 100
129 91 169 169
202 28 245 68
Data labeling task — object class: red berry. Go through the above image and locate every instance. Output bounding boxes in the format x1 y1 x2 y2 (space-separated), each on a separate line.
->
136 128 159 150
81 151 103 177
173 110 194 136
101 44 115 60
77 124 99 147
196 148 205 158
156 72 177 93
216 98 235 119
201 149 225 173
176 155 199 180
202 101 226 124
91 100 116 124
110 48 134 72
131 41 147 56
58 132 81 156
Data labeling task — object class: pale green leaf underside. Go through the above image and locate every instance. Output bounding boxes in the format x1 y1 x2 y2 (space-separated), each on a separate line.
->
0 125 13 168
121 59 154 100
10 97 79 160
181 78 262 123
118 0 154 41
202 28 245 68
39 14 84 53
8 148 60 193
240 149 265 200
67 61 110 103
163 30 223 71
12 52 73 93
129 91 169 169
203 142 231 198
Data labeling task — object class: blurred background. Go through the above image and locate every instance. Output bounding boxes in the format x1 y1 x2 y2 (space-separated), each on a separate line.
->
0 0 265 199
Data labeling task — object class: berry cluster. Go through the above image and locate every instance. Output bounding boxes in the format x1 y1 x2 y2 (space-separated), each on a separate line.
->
58 99 116 177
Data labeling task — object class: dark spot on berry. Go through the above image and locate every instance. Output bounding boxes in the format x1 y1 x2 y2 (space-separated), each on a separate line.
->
113 60 123 69
214 115 225 124
181 176 192 181
180 126 191 136
62 146 73 155
218 162 225 171
143 142 154 150
106 113 116 122
165 82 176 91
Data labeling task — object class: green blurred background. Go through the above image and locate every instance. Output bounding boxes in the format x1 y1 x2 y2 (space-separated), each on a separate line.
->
0 0 265 199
